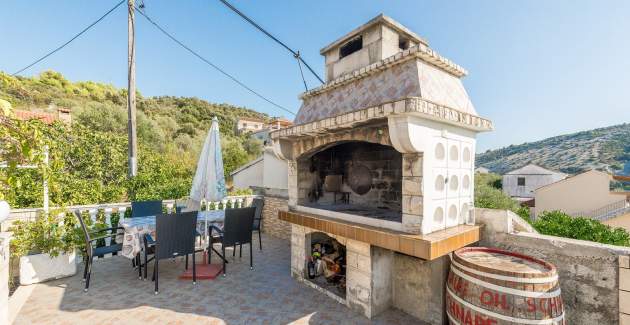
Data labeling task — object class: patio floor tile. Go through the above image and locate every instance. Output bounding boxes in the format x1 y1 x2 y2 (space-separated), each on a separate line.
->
13 234 425 325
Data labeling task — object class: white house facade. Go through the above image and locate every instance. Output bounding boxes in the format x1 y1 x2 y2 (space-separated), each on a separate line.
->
231 147 288 191
502 164 566 200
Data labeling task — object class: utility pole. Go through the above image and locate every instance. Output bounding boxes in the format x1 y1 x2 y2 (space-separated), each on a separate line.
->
127 0 138 177
43 146 49 214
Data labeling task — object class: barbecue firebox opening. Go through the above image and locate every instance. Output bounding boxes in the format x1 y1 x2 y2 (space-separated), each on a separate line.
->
305 232 347 299
297 141 403 222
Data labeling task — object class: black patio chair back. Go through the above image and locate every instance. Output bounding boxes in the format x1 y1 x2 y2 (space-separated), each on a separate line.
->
223 207 256 247
251 198 264 230
73 210 123 292
155 212 197 259
251 198 264 250
208 207 256 276
151 211 198 294
131 200 163 218
75 210 93 257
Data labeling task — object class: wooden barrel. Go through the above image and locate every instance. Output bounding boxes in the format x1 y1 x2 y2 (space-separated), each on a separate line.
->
446 247 565 325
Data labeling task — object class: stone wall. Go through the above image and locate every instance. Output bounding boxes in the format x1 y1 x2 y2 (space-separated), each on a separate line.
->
401 153 423 233
392 253 449 324
477 208 630 325
345 239 394 318
620 255 630 324
289 223 449 323
261 196 290 240
0 233 10 325
289 224 397 319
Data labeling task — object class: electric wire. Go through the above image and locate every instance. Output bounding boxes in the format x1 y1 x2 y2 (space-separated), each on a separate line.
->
134 6 296 116
12 0 126 76
217 0 325 85
295 52 308 91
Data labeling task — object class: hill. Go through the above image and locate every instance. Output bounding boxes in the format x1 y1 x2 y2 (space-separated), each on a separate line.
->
0 70 270 169
476 123 630 175
0 70 274 208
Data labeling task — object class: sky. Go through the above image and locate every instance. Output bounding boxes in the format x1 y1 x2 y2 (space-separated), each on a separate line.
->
1 0 629 152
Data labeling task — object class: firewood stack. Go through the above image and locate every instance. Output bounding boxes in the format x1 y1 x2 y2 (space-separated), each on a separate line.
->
308 239 346 293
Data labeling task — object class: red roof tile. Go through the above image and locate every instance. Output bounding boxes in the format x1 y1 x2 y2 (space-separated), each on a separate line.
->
14 110 58 124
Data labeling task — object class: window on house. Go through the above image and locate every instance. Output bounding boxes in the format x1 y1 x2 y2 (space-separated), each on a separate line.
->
243 123 248 128
339 36 363 59
517 177 526 186
399 37 410 50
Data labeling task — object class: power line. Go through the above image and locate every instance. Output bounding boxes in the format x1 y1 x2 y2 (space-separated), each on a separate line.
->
12 0 126 76
217 0 325 85
295 51 308 91
134 7 296 116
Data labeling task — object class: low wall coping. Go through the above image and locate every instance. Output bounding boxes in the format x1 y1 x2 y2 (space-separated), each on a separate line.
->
511 231 630 255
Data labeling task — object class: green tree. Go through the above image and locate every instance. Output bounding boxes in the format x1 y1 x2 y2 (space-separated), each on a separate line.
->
474 172 533 222
474 173 520 211
243 137 264 156
221 136 249 177
1 69 275 208
0 114 48 203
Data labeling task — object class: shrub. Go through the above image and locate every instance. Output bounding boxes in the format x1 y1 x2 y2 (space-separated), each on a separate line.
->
228 188 253 196
10 210 81 258
474 173 520 211
515 206 533 224
474 172 535 224
533 210 630 247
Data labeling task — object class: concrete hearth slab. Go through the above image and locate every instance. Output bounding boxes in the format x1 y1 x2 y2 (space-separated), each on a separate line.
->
279 209 480 260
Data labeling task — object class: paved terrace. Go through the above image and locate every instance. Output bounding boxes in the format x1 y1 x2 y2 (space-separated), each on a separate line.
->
13 234 424 325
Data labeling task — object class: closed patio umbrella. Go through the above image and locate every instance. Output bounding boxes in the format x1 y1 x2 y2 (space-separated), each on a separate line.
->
187 117 227 210
181 117 228 279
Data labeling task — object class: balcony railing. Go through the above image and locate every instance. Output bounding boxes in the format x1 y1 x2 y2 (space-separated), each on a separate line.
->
1 195 260 233
573 198 630 221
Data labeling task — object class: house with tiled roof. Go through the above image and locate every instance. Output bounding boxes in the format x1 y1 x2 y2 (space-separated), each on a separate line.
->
13 108 71 125
502 164 567 200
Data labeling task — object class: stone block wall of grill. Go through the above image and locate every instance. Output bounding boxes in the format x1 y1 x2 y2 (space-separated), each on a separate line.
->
297 141 402 213
261 196 290 240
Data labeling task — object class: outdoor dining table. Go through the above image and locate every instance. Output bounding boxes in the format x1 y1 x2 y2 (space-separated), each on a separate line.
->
115 210 225 259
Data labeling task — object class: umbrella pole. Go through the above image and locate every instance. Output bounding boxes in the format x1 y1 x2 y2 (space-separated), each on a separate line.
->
204 215 209 263
179 211 221 280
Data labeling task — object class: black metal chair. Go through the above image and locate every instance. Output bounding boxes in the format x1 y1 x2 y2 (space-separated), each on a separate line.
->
251 198 264 250
144 212 197 294
208 207 256 276
130 200 163 269
170 204 202 270
74 210 124 292
131 200 163 218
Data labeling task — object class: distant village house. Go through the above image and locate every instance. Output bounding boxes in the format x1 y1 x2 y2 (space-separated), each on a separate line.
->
502 164 566 201
249 117 293 144
235 117 265 133
475 166 490 174
14 107 72 125
268 117 292 130
534 170 630 222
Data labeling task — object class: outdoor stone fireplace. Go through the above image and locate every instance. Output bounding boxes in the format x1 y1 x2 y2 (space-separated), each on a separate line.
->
298 139 403 224
272 14 493 321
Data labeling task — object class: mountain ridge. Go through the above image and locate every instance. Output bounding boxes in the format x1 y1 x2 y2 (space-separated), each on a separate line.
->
476 123 630 175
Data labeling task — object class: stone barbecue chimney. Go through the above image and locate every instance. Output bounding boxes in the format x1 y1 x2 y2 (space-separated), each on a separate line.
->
321 14 429 82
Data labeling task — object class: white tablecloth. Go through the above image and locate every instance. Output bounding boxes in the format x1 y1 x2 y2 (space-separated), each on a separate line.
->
115 210 225 259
